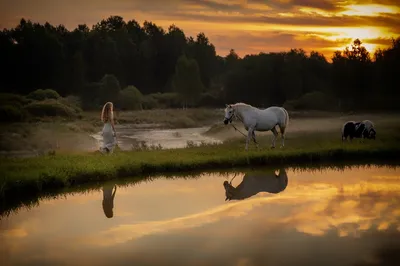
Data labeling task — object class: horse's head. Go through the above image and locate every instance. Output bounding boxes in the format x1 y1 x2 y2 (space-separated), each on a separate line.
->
369 128 376 140
223 104 234 125
223 180 236 201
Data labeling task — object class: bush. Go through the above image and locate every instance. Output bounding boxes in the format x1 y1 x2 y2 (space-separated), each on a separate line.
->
27 89 60 101
117 86 143 110
24 99 80 118
59 95 83 113
0 105 26 122
80 82 102 110
99 74 121 104
197 92 224 107
0 93 31 106
283 91 338 111
149 92 181 108
141 95 159 110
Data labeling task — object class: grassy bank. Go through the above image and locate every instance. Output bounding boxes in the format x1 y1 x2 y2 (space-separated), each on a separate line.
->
1 127 400 200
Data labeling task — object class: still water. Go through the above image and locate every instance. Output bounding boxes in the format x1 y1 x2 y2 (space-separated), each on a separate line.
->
1 165 400 266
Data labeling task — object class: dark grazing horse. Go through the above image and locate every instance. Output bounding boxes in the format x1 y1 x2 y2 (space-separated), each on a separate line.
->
341 120 376 141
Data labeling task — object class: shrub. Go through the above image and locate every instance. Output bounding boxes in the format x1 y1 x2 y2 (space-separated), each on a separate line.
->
0 93 30 106
24 99 79 118
0 105 26 122
141 95 159 110
197 92 224 107
59 95 83 113
149 92 181 108
27 89 60 101
117 86 143 110
283 91 338 111
80 82 102 110
99 74 121 104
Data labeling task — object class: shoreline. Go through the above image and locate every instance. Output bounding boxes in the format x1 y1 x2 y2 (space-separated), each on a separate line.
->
1 141 399 199
1 159 399 218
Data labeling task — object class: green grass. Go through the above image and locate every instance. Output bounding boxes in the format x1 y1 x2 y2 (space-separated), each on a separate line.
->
1 127 400 202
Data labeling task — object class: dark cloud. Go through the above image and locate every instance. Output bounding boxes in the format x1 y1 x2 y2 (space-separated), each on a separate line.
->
264 0 344 12
362 37 396 45
184 0 244 11
350 0 400 5
159 10 400 29
291 0 341 11
209 31 351 57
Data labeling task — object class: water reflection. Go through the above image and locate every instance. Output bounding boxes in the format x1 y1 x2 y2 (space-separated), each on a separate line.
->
354 245 400 266
102 184 117 218
223 168 288 201
1 165 400 266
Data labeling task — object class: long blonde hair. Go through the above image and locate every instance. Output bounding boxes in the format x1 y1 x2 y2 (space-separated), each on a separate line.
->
101 102 114 123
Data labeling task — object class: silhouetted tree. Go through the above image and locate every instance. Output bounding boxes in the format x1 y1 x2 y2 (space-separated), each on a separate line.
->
172 54 204 108
0 16 398 111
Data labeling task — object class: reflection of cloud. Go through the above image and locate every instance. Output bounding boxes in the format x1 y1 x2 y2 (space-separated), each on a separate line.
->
79 196 285 247
279 178 400 237
1 166 400 266
0 228 27 238
82 180 400 247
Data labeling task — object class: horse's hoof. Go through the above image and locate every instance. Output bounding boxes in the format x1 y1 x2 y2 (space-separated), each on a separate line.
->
270 146 275 149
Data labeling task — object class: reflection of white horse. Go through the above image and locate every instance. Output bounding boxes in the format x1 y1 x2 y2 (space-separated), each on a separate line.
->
223 103 289 150
223 168 288 201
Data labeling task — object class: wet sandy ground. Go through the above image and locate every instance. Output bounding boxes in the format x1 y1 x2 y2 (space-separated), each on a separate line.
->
90 124 223 151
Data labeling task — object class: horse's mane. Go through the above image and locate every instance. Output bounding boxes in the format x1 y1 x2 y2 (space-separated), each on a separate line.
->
230 102 253 109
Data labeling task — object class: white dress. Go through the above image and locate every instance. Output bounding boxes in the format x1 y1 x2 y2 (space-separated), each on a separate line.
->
101 121 116 153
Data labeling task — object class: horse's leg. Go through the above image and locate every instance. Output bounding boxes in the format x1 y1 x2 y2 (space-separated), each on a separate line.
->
270 127 278 149
252 130 259 149
245 127 254 150
279 125 286 148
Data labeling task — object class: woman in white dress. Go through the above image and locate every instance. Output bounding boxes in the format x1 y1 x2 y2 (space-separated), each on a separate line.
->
100 102 117 154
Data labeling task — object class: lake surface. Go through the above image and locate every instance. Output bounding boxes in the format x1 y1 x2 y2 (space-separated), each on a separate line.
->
1 165 400 266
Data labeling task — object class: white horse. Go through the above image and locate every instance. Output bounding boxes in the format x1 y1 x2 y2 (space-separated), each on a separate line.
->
223 103 289 150
223 168 288 201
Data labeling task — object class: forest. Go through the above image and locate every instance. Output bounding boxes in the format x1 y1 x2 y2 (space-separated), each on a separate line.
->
1 16 399 114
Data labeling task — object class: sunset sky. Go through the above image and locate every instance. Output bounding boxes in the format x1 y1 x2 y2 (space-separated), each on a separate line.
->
1 0 400 57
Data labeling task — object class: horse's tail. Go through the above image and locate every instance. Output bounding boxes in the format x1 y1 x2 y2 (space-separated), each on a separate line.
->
280 107 289 134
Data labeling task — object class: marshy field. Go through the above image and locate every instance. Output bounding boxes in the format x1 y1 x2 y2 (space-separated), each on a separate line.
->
1 108 400 266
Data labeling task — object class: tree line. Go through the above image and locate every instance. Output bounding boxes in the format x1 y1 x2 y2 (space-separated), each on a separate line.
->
1 16 399 111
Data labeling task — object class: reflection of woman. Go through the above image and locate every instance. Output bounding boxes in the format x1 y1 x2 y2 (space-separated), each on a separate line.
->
102 185 117 218
100 102 117 154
